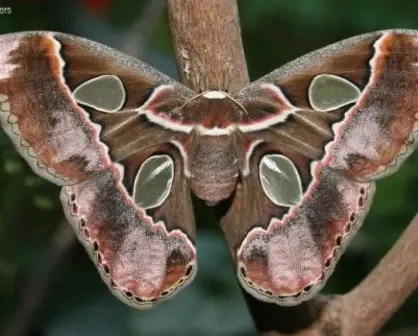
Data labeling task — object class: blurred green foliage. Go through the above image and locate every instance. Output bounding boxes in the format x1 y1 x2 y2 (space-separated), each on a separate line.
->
0 0 417 335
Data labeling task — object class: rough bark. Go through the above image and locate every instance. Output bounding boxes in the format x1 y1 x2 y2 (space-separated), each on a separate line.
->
166 0 249 92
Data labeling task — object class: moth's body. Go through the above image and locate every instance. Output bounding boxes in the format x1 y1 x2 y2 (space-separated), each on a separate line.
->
174 91 245 204
0 30 417 309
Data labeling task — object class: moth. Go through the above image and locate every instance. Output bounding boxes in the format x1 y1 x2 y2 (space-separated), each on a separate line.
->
0 29 417 309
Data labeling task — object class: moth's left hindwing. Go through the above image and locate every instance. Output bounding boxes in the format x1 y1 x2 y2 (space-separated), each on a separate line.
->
223 30 418 306
0 31 197 308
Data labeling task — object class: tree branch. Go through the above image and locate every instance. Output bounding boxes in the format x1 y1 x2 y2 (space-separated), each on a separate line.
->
341 213 418 335
166 0 249 92
251 213 418 336
166 1 418 335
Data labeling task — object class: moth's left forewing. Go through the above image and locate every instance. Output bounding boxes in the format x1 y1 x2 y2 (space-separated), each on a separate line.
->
223 30 418 305
0 32 110 185
0 31 198 308
0 31 193 183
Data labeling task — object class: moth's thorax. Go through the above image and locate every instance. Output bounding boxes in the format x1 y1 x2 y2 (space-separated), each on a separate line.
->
182 90 246 128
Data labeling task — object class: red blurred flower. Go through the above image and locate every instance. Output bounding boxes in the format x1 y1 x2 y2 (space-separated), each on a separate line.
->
77 0 110 16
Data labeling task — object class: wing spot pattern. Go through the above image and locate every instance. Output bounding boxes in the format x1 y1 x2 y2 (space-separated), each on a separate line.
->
93 241 99 252
308 74 361 112
345 223 352 233
73 75 126 113
324 258 332 268
336 235 343 246
84 229 90 239
103 264 111 275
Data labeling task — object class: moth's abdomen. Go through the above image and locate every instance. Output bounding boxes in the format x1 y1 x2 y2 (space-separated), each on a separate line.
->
190 136 239 205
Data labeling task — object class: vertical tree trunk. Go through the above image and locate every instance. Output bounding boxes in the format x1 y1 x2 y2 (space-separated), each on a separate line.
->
166 0 249 93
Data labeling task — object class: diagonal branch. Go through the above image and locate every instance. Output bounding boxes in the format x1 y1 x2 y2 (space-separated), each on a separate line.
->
266 213 418 336
166 1 418 335
340 213 418 336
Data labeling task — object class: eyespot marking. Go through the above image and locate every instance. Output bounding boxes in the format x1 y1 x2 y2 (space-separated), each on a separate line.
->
259 154 303 207
308 74 361 112
133 154 174 209
73 75 126 113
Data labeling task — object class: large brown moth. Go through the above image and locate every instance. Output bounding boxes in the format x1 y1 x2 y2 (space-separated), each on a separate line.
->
0 29 417 309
